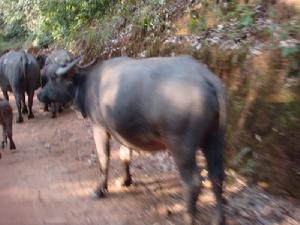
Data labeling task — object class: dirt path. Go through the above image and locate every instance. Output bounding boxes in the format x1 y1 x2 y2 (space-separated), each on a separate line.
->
0 96 299 225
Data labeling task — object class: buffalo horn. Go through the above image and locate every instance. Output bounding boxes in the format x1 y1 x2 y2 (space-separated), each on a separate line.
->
55 56 82 77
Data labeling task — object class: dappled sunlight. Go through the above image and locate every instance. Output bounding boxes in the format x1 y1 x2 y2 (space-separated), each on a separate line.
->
0 180 97 202
278 0 300 10
175 14 191 36
266 87 298 103
225 169 247 194
158 79 203 115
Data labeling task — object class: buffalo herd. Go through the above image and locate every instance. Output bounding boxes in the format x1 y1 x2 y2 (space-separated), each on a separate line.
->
0 49 228 225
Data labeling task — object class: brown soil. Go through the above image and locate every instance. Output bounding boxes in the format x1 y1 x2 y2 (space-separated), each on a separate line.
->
0 95 299 225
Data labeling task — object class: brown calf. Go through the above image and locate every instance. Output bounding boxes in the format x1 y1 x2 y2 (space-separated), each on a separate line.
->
0 98 16 152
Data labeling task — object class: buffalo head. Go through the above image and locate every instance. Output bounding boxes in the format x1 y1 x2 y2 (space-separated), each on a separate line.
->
37 57 81 104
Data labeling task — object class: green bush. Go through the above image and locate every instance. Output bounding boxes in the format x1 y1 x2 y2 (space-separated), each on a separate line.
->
39 0 116 40
4 19 27 40
0 0 118 47
225 5 256 28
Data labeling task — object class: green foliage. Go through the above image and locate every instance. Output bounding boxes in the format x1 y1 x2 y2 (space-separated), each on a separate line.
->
0 0 117 48
0 35 24 52
1 0 30 40
188 19 199 33
232 147 252 166
72 0 166 57
0 0 165 48
281 44 300 58
136 6 154 32
188 17 207 33
239 9 254 27
3 19 27 40
240 158 256 175
230 145 256 176
35 32 54 48
39 0 115 40
225 5 256 28
132 0 164 33
278 21 300 59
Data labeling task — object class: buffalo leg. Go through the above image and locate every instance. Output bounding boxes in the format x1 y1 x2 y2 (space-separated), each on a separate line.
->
119 146 132 187
51 103 57 118
91 125 110 198
21 92 28 114
44 103 49 112
6 125 15 150
27 91 34 119
58 104 63 113
3 91 9 101
14 92 23 123
171 143 201 225
1 125 7 148
202 131 225 225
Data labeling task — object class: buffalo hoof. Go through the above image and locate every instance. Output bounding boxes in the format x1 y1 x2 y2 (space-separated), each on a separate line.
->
10 142 16 150
22 108 28 114
28 113 34 119
51 113 57 119
116 177 132 187
58 107 63 113
122 178 132 187
1 141 5 149
222 196 228 205
16 117 23 123
90 187 107 199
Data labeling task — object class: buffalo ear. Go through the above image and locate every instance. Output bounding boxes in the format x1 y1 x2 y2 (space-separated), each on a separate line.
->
55 56 82 77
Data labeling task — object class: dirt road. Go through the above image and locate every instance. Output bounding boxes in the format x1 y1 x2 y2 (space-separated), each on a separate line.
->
0 96 299 225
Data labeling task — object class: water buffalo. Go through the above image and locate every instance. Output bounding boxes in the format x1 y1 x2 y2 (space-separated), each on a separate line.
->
0 98 16 150
0 50 40 123
37 55 227 225
40 49 74 118
36 54 47 70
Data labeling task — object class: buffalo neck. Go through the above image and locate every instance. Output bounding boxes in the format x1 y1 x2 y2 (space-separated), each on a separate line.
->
72 71 88 117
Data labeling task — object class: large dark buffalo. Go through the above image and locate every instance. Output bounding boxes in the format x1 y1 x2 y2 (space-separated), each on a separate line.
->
40 49 74 117
37 55 227 225
0 50 40 123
